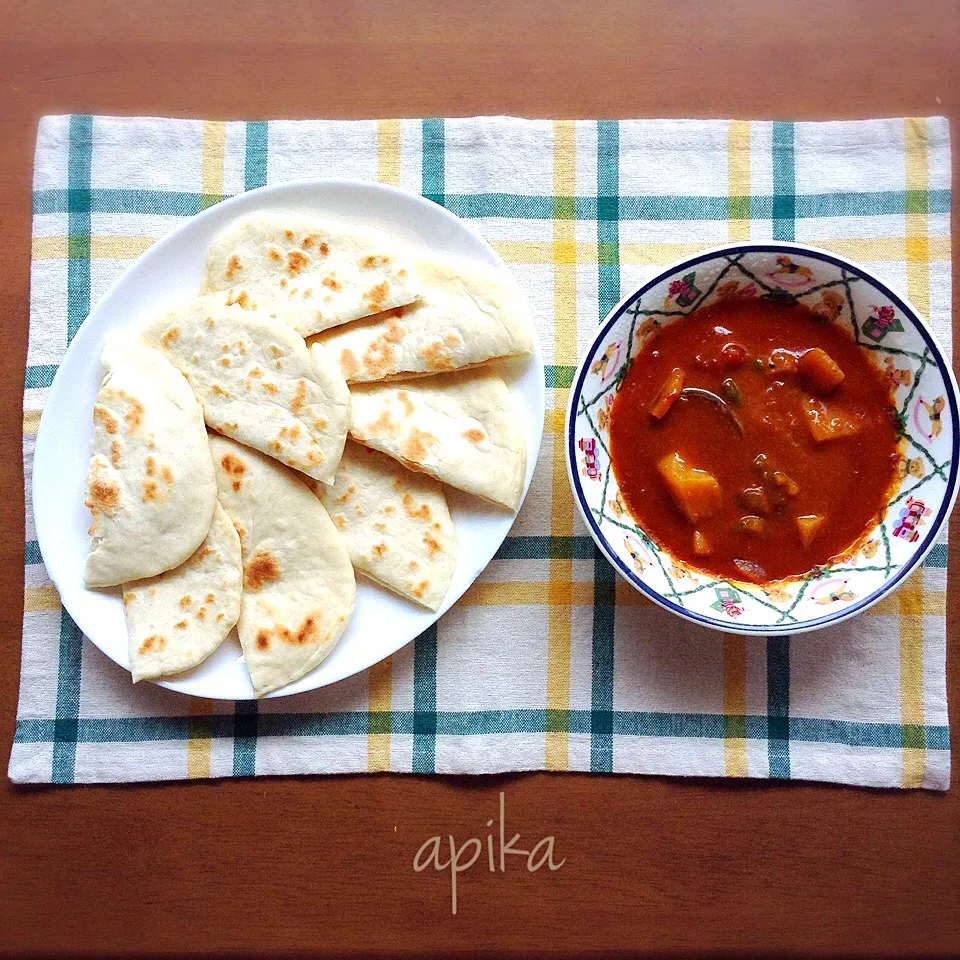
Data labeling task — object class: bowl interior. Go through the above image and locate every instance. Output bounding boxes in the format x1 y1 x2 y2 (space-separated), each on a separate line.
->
568 244 957 633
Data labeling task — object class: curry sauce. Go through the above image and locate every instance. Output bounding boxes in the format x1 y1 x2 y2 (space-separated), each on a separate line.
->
609 298 900 583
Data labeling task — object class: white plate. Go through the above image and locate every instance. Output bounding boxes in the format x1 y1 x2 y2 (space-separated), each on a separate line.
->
33 179 545 699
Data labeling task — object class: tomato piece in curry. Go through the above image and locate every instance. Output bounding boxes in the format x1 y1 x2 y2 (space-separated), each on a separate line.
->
608 297 900 583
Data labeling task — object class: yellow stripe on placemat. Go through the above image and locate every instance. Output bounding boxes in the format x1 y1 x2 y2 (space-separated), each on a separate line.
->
32 236 156 261
23 585 60 612
723 635 748 776
898 571 927 788
492 237 951 267
186 699 213 779
904 117 930 317
201 120 226 208
378 119 402 186
727 120 751 242
23 410 41 436
367 658 393 771
901 117 930 788
546 120 577 771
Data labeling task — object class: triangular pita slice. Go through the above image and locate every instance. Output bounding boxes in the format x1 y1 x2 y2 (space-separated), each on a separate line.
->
123 503 242 682
84 338 217 587
209 435 356 697
348 370 527 509
201 212 420 337
141 297 349 484
310 440 457 610
312 256 533 383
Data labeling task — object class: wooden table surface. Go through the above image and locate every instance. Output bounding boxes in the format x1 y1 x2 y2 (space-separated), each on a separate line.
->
1 1 958 956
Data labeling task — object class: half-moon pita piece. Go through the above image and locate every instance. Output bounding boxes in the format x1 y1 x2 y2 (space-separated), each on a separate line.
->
84 338 217 588
312 256 533 383
348 370 527 509
209 435 356 697
201 212 420 337
311 441 457 610
123 503 242 682
141 297 349 485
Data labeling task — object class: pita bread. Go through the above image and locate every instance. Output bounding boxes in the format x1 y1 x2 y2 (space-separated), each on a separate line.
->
201 212 420 337
209 435 356 697
312 256 533 383
123 503 242 682
141 297 349 485
311 441 457 610
84 339 217 588
348 370 527 509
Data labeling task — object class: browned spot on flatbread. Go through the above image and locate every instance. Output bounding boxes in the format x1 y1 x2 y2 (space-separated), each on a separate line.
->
340 349 359 379
409 580 430 600
226 289 253 309
365 410 400 439
289 424 302 441
464 428 485 443
443 332 461 348
225 254 243 280
222 422 239 434
161 327 180 347
110 440 122 467
256 613 324 651
219 357 231 367
220 452 246 491
423 532 443 557
363 281 390 312
270 345 284 358
361 254 392 268
86 477 121 515
263 382 279 395
319 242 329 255
333 515 346 530
179 595 192 609
119 392 145 434
397 391 414 416
212 384 230 398
291 380 308 414
269 440 282 453
374 522 387 532
284 230 295 240
302 235 315 249
400 427 438 464
141 479 160 502
205 317 215 329
307 449 324 465
94 404 119 435
161 465 174 484
402 493 431 521
371 542 388 558
145 457 155 477
362 337 397 377
334 484 356 504
122 592 136 607
196 607 206 621
314 417 327 430
205 593 215 603
384 505 396 514
175 620 188 629
244 549 280 591
408 560 419 570
420 340 456 371
139 634 166 654
322 275 341 291
279 277 288 287
268 247 283 263
287 250 310 275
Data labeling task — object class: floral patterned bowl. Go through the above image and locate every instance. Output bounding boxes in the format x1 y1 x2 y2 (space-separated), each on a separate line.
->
565 242 958 634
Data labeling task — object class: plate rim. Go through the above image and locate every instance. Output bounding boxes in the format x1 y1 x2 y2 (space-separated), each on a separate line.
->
33 177 546 697
565 240 959 635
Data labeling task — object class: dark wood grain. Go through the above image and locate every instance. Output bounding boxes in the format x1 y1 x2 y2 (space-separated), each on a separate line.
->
1 1 958 956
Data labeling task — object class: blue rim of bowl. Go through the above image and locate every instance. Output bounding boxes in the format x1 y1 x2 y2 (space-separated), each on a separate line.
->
566 242 960 635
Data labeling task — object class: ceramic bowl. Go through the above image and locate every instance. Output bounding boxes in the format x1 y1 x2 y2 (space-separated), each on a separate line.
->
565 242 958 634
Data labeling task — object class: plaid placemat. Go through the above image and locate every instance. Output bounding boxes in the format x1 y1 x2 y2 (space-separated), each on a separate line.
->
10 115 952 787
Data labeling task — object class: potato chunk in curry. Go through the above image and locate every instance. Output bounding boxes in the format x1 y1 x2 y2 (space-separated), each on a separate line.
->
657 452 721 523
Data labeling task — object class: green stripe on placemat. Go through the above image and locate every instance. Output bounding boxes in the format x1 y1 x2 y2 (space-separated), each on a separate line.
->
772 121 796 241
422 118 445 207
245 122 269 191
32 188 952 220
15 712 950 749
233 700 258 776
766 636 792 778
412 625 438 773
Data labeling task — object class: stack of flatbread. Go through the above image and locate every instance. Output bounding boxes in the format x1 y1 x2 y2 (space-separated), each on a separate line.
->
82 210 533 697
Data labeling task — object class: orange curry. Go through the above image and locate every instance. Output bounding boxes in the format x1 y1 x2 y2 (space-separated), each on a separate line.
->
608 298 900 583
